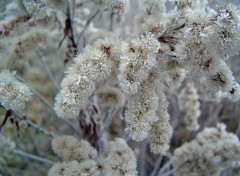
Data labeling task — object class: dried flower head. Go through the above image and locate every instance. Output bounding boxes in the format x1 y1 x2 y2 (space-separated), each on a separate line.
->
51 135 97 162
48 162 68 176
148 120 173 154
104 138 138 176
78 160 100 175
206 61 234 92
173 123 240 176
96 86 125 108
104 0 126 14
96 157 113 176
118 33 160 95
51 135 79 160
124 89 159 141
178 83 201 131
148 90 173 154
0 69 32 111
69 139 98 162
23 1 53 21
13 28 48 53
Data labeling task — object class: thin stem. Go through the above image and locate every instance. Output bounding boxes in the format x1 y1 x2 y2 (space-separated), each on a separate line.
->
16 76 56 115
77 9 100 44
109 12 114 31
159 161 172 174
158 153 173 175
204 103 223 126
11 111 56 138
31 88 57 115
66 1 77 48
61 119 82 137
0 110 11 131
36 50 60 91
71 0 76 22
150 155 163 176
96 108 116 147
99 108 116 137
138 141 147 176
160 168 176 176
16 77 81 135
13 149 55 165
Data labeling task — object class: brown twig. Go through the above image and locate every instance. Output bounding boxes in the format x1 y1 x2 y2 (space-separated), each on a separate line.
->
67 3 77 49
0 110 11 131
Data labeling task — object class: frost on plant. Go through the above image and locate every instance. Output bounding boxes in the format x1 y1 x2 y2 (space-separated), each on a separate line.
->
178 83 201 131
49 136 137 176
54 0 240 151
0 69 32 111
0 0 240 175
174 123 240 176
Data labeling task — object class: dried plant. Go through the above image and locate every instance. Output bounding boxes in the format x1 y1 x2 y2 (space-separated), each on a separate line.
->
0 0 240 176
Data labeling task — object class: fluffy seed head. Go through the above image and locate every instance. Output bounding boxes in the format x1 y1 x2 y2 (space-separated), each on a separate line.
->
0 69 32 111
96 86 125 108
104 138 138 176
51 135 79 160
104 0 126 14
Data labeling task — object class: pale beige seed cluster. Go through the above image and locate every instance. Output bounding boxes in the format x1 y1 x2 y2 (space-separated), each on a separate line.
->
0 69 32 111
96 86 125 108
178 83 201 131
104 0 126 14
53 0 240 157
148 90 173 154
49 136 137 176
173 123 240 176
54 36 122 119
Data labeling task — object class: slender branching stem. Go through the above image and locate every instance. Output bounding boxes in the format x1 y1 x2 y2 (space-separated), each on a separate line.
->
77 9 100 45
11 111 56 138
150 155 163 176
13 149 55 165
36 50 60 91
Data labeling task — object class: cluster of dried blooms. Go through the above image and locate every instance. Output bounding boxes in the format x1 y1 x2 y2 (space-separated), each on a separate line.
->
54 0 240 155
104 0 126 14
49 136 137 176
178 83 201 131
173 123 240 176
54 29 173 153
0 0 240 175
0 69 32 111
0 0 57 72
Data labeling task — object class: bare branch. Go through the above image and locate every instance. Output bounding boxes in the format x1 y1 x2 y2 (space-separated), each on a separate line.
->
160 169 176 176
150 155 163 176
16 76 56 115
11 110 56 138
77 9 100 45
36 50 60 91
13 149 55 165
